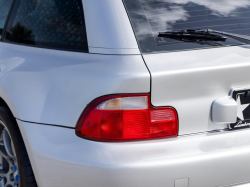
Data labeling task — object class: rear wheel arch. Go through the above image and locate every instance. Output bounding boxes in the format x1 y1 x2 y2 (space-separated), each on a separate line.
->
0 96 27 145
0 94 39 186
0 106 38 186
0 96 20 123
0 97 12 114
0 89 22 121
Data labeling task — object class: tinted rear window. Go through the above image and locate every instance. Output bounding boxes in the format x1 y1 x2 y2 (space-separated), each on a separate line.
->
4 0 88 52
123 0 250 53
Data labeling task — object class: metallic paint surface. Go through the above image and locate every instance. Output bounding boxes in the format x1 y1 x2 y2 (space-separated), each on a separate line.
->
1 1 250 186
143 45 250 135
212 96 237 124
18 120 250 187
88 47 140 55
224 182 250 187
82 0 139 52
0 42 150 127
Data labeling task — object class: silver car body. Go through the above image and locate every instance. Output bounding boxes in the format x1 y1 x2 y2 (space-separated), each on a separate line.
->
0 0 250 186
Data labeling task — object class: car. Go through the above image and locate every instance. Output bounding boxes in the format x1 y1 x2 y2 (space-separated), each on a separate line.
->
0 0 250 186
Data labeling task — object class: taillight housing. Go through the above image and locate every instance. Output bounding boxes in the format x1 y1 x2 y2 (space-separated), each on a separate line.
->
76 94 178 141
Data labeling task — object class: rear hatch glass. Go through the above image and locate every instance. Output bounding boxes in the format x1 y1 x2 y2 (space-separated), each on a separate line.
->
123 0 250 53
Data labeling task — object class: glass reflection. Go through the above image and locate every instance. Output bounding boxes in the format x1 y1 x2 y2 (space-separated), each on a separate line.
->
5 0 88 51
124 0 250 53
0 0 13 38
144 0 250 34
8 22 35 45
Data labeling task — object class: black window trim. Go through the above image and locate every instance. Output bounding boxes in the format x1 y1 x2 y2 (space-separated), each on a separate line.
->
2 0 89 53
0 0 15 41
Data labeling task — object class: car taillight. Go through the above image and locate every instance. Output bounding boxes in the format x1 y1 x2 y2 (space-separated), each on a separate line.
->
76 94 178 141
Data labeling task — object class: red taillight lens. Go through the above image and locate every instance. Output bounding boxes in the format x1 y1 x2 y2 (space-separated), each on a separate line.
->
76 94 178 141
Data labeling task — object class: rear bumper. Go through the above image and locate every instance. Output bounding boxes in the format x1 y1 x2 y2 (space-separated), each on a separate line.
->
17 120 250 187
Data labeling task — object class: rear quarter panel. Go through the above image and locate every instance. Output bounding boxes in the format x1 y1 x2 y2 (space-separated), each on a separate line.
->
0 42 150 127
